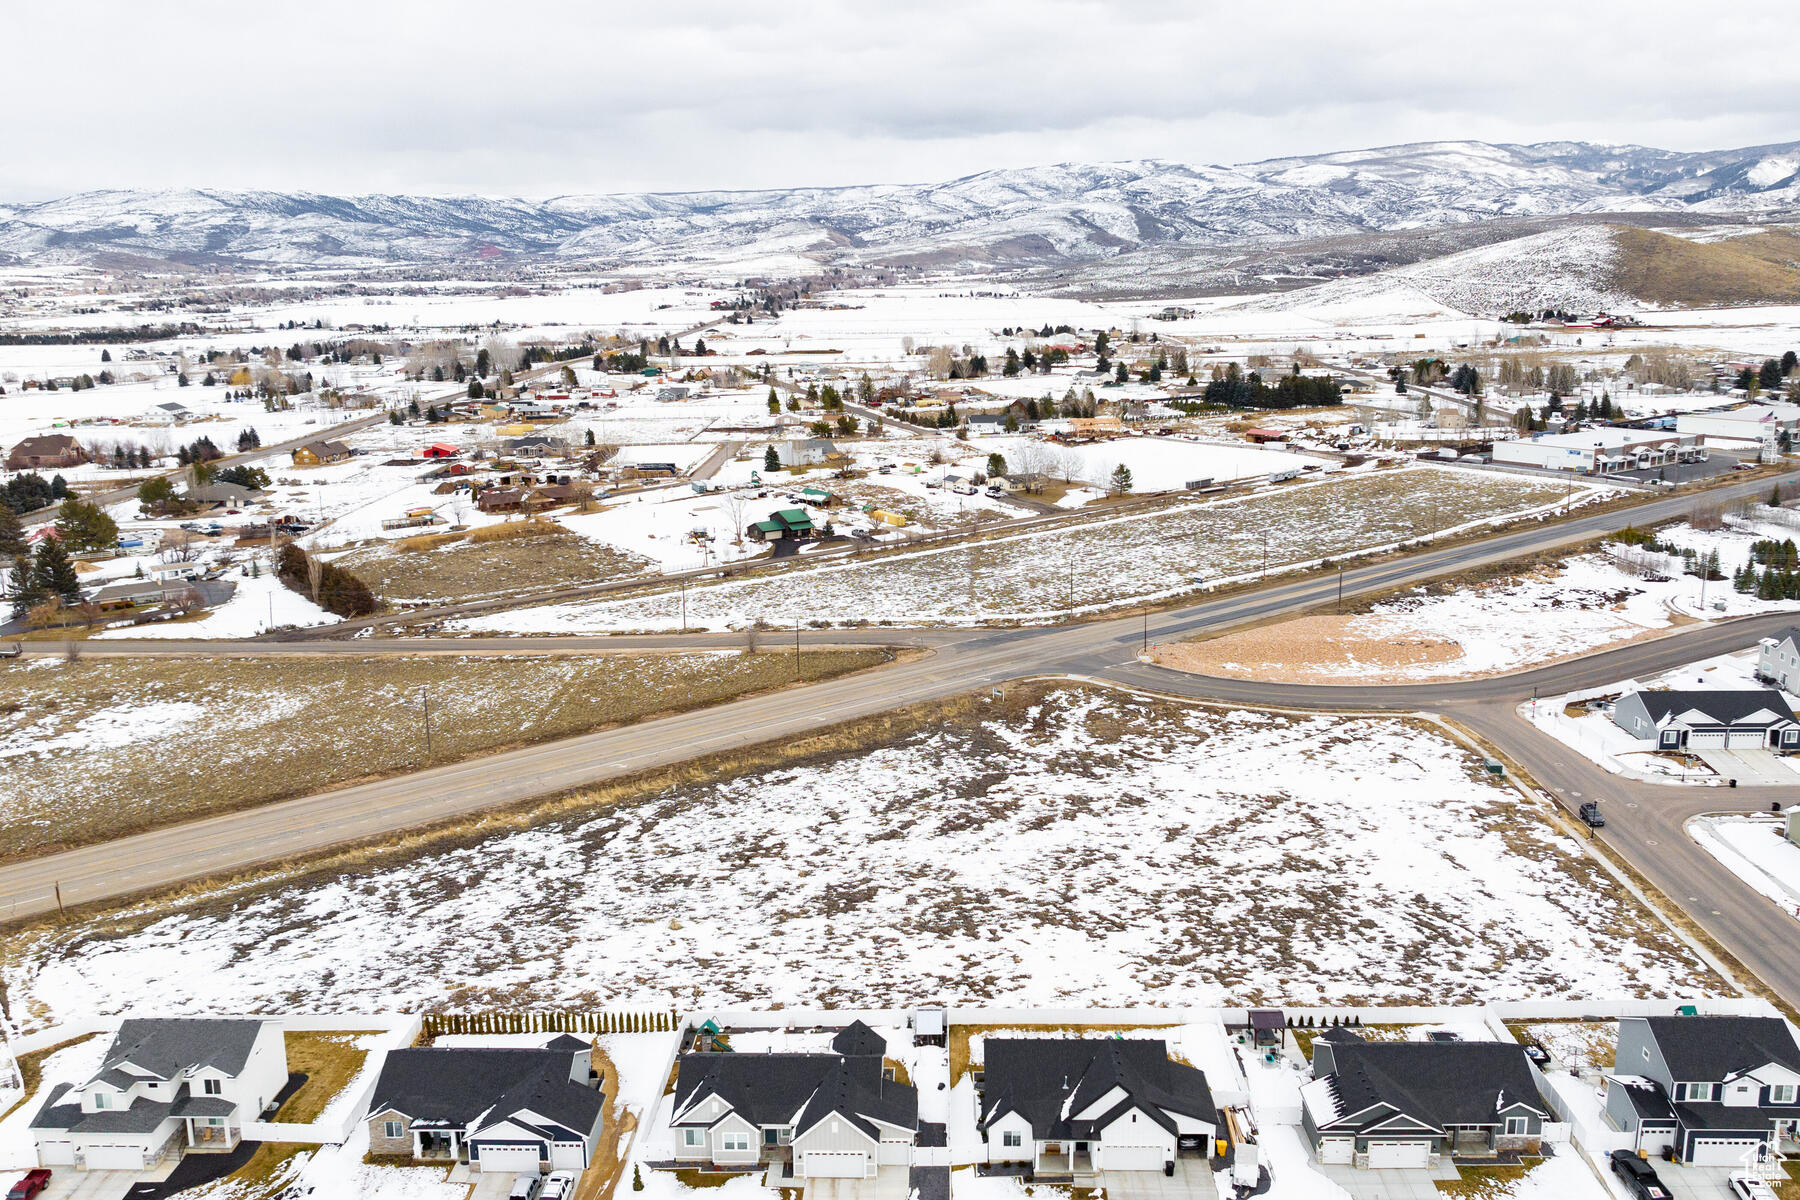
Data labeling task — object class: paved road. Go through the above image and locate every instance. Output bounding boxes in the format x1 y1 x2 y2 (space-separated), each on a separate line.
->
7 466 1800 1010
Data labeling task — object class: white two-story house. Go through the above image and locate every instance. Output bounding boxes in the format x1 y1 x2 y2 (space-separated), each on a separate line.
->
30 1018 288 1171
1604 1015 1800 1165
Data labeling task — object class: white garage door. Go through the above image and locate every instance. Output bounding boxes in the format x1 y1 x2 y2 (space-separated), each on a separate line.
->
1319 1138 1354 1164
83 1144 147 1170
475 1143 545 1174
1725 730 1765 749
804 1151 868 1178
1101 1145 1166 1171
1689 731 1727 748
36 1140 74 1166
551 1141 587 1170
1636 1128 1675 1155
1689 1137 1764 1166
1367 1141 1431 1169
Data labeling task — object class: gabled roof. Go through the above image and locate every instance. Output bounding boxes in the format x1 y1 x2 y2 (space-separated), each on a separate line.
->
978 1039 1216 1141
368 1047 598 1137
831 1022 887 1059
91 1018 266 1084
671 1049 916 1141
1640 1015 1800 1083
297 439 350 459
1767 628 1800 654
1308 1042 1547 1135
1624 689 1797 727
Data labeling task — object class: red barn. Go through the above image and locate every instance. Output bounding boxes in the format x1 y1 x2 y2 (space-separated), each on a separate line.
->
421 443 460 459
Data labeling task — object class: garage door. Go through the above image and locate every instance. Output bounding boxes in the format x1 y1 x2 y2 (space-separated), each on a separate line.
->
475 1143 545 1174
551 1141 587 1170
803 1152 868 1178
83 1144 147 1170
1367 1141 1431 1169
1636 1128 1675 1156
1101 1145 1166 1171
1689 1137 1764 1166
1689 731 1727 748
1319 1138 1354 1164
36 1140 74 1166
1725 731 1765 749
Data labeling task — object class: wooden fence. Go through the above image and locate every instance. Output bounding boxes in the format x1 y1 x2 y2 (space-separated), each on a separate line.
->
421 1010 681 1038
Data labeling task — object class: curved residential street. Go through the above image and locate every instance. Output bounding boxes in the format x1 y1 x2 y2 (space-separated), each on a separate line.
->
5 470 1800 1011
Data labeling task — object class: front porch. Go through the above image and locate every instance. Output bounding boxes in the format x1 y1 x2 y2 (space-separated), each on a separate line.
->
415 1128 466 1162
184 1117 242 1154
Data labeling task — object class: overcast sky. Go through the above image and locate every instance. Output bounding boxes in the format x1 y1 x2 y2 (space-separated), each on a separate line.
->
9 0 1800 201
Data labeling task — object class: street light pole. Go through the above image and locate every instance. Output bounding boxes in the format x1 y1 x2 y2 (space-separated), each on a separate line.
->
418 685 432 758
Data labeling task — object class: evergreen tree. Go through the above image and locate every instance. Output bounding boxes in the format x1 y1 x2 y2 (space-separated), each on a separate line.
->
987 452 1007 478
32 539 81 604
768 388 780 414
1109 463 1133 495
8 554 43 620
0 502 23 559
764 445 781 472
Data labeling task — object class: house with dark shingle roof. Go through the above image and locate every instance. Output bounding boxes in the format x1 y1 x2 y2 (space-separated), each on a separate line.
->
291 439 351 467
1300 1034 1549 1169
6 433 88 470
977 1039 1217 1177
364 1039 605 1175
1609 688 1800 750
30 1018 288 1172
665 1022 916 1179
1604 1015 1800 1164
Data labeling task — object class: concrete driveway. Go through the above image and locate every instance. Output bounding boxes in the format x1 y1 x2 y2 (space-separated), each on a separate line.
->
1317 1161 1461 1200
37 1170 151 1200
1099 1159 1218 1200
1694 748 1800 786
1655 1163 1762 1200
467 1171 518 1199
804 1166 911 1200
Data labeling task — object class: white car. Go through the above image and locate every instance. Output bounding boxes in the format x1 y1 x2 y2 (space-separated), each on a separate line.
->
1729 1173 1778 1200
541 1171 578 1200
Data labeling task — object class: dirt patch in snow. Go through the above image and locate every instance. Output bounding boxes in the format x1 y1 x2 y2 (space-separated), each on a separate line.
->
1153 612 1466 681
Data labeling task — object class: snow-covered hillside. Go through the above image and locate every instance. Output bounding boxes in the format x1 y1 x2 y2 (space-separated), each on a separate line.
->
1228 225 1632 318
4 139 1799 268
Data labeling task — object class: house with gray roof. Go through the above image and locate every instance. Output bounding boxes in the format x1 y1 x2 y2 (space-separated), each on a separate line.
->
30 1018 288 1172
977 1038 1216 1177
1604 1015 1800 1164
364 1039 605 1176
1299 1034 1549 1169
664 1022 917 1179
1609 688 1800 750
1757 629 1800 693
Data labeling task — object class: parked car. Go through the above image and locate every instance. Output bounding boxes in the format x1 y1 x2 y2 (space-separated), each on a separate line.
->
1610 1150 1672 1200
541 1172 577 1200
1729 1174 1779 1200
1579 801 1605 828
507 1175 543 1200
6 1169 51 1200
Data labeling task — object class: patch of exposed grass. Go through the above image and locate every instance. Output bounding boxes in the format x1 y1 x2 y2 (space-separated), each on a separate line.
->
206 1142 316 1199
274 1032 371 1123
1610 225 1800 307
1436 1160 1534 1198
0 649 890 860
339 521 648 603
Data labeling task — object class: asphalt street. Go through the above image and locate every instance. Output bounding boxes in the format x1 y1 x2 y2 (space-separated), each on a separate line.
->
4 466 1800 1009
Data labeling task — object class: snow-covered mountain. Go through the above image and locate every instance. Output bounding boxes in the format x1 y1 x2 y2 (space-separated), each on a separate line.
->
5 139 1800 270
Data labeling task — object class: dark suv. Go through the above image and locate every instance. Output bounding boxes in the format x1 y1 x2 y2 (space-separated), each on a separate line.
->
1610 1150 1672 1200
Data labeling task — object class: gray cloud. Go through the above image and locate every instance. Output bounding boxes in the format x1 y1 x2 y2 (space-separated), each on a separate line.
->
7 0 1799 200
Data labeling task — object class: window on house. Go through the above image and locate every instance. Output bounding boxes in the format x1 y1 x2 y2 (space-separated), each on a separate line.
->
384 1121 405 1139
722 1132 751 1152
1504 1117 1529 1135
202 1078 223 1096
1771 1084 1797 1104
1002 1132 1023 1148
93 1093 112 1110
683 1129 705 1147
1677 1083 1718 1102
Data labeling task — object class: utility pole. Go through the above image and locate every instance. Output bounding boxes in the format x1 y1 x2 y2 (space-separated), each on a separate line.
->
679 575 687 633
1142 606 1148 653
795 617 801 680
419 686 432 758
1338 568 1344 613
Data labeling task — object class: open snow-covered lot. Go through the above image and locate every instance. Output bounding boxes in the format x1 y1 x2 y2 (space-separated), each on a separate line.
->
0 684 1724 1031
0 648 885 858
1690 815 1800 923
454 467 1585 632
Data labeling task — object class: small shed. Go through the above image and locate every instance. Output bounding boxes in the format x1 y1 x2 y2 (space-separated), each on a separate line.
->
1248 1009 1285 1048
913 1008 946 1047
1787 805 1800 847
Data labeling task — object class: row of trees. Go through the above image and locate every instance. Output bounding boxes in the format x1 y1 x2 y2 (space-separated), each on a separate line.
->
274 544 376 618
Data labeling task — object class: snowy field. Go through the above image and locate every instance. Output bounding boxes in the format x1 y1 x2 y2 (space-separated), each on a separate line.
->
1163 517 1800 683
452 467 1586 632
0 685 1724 1032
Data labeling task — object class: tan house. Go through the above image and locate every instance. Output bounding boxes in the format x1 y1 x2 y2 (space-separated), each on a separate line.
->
291 440 351 467
7 434 89 470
